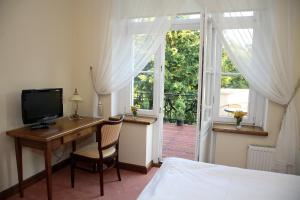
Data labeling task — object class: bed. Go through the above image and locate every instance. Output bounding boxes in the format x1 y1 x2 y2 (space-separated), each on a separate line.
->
138 157 300 200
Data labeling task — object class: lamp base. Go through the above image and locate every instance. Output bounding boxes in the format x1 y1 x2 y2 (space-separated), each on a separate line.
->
70 113 81 120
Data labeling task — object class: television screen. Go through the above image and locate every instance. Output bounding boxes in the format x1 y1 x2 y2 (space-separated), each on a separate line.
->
22 88 63 124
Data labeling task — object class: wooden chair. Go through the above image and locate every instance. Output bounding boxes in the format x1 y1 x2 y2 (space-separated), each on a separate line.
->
70 115 124 196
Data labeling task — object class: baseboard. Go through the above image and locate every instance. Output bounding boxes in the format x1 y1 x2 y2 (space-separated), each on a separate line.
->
119 161 153 174
152 162 162 168
0 158 70 200
146 160 154 172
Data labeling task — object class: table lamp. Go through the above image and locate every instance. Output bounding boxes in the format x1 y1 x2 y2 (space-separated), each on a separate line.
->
70 88 83 119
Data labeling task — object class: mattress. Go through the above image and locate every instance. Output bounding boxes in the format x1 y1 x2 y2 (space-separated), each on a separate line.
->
138 157 300 200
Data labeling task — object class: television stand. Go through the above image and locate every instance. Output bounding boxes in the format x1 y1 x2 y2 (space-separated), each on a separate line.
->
31 124 50 130
30 119 56 130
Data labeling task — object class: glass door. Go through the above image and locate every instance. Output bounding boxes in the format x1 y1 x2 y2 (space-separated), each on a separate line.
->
158 14 202 162
197 13 217 162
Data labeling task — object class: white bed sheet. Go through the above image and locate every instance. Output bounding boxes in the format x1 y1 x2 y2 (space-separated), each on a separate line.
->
138 157 300 200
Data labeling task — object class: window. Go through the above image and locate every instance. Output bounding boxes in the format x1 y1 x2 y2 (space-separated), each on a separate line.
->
130 43 162 115
133 57 155 110
219 48 249 117
214 48 265 126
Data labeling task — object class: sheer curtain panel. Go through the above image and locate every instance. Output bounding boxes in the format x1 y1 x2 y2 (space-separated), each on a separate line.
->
91 0 184 94
207 0 300 173
90 0 184 115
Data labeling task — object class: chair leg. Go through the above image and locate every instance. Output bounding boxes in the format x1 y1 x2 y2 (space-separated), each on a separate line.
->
98 160 104 196
70 154 75 188
93 162 97 173
116 155 121 181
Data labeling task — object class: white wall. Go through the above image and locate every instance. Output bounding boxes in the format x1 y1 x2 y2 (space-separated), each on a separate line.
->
0 0 114 192
290 0 300 175
287 5 300 170
0 0 154 192
0 0 76 191
119 123 153 167
71 0 114 119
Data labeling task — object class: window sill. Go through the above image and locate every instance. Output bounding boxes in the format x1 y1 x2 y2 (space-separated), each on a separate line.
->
110 114 157 125
212 123 268 136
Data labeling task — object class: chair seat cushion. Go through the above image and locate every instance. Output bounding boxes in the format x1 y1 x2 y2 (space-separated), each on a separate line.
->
73 142 116 159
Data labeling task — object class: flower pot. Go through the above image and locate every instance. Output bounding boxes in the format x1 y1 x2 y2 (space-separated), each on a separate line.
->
176 119 184 126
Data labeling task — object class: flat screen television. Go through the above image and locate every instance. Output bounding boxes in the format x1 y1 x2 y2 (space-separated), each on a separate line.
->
22 88 63 127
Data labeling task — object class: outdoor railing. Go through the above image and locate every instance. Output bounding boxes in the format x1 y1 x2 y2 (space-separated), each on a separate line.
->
133 91 198 124
164 93 197 124
133 91 154 110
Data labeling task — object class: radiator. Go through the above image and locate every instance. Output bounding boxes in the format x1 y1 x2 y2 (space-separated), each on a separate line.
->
246 145 275 171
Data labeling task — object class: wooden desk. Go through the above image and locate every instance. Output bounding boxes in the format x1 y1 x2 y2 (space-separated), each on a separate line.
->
6 117 103 200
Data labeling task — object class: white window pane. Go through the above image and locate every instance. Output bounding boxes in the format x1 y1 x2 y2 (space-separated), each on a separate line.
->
132 17 155 23
219 88 249 117
223 29 253 50
223 11 254 18
176 14 200 20
219 48 249 117
221 74 249 89
133 58 154 110
221 48 239 73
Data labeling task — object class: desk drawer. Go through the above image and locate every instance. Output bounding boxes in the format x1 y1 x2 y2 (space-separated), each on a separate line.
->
63 127 96 144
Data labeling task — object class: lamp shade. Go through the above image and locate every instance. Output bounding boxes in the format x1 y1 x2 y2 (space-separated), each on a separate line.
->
70 88 83 102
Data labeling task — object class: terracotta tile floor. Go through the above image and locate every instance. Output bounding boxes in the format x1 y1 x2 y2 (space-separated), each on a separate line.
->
8 167 158 200
162 123 196 160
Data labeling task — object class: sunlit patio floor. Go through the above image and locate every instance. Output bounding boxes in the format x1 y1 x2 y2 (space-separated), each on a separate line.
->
162 123 196 160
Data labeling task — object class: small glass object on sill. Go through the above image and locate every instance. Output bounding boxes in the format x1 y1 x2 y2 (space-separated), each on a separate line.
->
131 106 138 120
234 111 247 129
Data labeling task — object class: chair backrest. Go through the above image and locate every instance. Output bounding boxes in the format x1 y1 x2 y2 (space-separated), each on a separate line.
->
97 115 124 149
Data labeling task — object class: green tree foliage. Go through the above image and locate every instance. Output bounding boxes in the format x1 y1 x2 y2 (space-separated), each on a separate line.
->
174 96 186 120
133 60 154 110
164 30 199 124
165 30 199 95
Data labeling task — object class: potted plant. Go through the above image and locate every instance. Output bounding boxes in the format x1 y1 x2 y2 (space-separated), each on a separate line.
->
174 97 186 126
131 105 138 119
234 110 247 129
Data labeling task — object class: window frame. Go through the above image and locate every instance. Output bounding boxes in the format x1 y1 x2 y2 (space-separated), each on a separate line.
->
130 46 162 116
132 56 155 112
213 41 265 126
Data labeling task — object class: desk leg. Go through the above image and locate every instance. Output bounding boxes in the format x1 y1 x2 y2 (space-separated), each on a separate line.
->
44 143 52 200
15 138 23 197
72 141 76 152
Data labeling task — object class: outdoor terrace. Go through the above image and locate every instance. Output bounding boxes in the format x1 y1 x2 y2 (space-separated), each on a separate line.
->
162 123 196 160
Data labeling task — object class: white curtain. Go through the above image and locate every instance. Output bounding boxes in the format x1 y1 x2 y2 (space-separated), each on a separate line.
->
207 0 300 173
91 0 184 95
91 0 185 116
